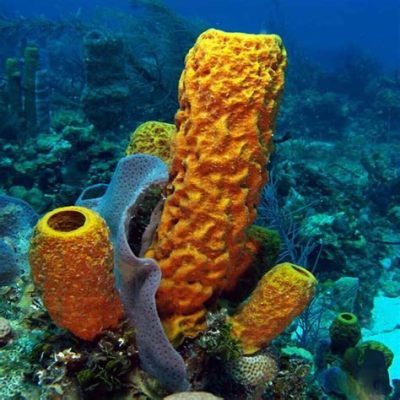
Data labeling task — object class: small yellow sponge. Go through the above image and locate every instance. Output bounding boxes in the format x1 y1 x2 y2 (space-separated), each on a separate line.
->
29 206 123 341
126 121 176 163
229 263 317 354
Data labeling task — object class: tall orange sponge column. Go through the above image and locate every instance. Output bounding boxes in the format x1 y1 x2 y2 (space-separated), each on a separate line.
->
145 29 287 342
29 206 123 340
229 263 317 355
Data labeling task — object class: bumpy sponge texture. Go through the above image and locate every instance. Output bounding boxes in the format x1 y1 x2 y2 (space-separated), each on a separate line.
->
29 206 122 340
229 263 317 354
145 29 287 342
329 312 361 355
126 121 176 164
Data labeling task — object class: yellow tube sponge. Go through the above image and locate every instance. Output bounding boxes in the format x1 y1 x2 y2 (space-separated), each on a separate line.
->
29 206 123 341
145 29 287 342
126 121 176 164
229 263 317 355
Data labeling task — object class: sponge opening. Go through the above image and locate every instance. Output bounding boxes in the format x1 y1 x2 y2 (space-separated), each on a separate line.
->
48 210 86 232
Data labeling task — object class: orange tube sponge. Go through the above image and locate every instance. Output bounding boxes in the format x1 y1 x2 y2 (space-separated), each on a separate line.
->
126 121 176 164
145 29 287 341
229 263 317 355
29 206 123 340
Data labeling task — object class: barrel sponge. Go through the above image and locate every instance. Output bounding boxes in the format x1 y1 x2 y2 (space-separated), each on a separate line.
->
29 206 123 341
229 263 317 355
329 312 361 355
126 121 176 164
145 29 287 341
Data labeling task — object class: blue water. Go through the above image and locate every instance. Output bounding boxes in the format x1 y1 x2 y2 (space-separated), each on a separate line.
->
2 0 399 69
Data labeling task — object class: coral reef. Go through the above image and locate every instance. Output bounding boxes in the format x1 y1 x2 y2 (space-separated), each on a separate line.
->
0 240 18 286
226 353 278 387
0 195 38 285
5 57 23 120
35 70 50 133
0 317 12 347
81 30 130 132
0 4 398 397
23 46 40 131
145 28 287 342
29 206 123 340
316 311 395 399
164 393 222 400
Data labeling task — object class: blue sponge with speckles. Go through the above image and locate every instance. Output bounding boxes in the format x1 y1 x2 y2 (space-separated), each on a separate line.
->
77 155 168 240
76 154 188 392
118 204 189 392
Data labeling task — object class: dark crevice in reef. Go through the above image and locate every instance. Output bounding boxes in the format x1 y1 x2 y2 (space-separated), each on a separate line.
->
127 183 165 256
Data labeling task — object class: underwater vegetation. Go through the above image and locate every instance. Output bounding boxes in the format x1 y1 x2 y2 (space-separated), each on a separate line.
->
0 0 399 399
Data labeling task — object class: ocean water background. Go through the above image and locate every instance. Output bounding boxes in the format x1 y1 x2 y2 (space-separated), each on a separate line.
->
2 0 400 70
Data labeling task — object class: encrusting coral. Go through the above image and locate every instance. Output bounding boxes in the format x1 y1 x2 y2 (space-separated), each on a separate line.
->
29 206 123 340
126 121 176 164
226 353 278 386
229 263 317 355
145 28 287 342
